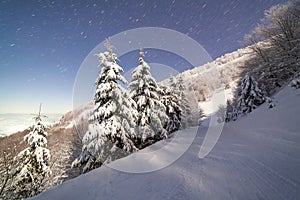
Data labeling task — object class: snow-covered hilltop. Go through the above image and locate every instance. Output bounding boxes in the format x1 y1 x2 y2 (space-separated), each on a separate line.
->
31 81 300 200
164 45 252 101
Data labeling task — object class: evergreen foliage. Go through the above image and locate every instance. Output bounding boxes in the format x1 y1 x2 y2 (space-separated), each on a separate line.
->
128 50 168 148
14 104 51 198
72 41 138 172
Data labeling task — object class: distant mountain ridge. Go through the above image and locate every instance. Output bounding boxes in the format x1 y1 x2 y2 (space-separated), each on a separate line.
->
0 113 62 137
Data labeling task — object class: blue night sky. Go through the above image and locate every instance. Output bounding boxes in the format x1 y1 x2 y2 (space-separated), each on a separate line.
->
0 0 288 114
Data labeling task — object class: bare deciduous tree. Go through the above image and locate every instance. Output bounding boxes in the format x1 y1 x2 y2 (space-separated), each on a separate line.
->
243 1 300 95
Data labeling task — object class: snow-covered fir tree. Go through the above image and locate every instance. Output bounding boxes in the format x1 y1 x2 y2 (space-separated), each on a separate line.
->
236 74 267 115
170 75 192 128
14 104 51 198
160 85 182 133
226 75 271 122
72 41 138 173
128 49 168 148
225 100 237 122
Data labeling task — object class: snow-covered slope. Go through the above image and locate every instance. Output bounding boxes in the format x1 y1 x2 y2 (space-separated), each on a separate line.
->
160 45 253 118
31 86 300 200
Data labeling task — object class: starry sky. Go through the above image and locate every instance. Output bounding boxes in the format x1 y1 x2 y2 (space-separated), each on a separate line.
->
0 0 288 114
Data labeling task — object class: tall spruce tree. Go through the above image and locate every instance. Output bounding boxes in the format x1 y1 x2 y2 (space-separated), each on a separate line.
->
128 49 168 148
160 85 181 133
171 75 192 128
236 74 266 114
72 41 138 172
14 104 51 198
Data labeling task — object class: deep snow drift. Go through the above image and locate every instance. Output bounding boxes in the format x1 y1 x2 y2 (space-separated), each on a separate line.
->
31 86 300 200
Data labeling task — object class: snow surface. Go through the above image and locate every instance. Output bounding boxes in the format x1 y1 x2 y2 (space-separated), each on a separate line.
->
198 86 234 117
31 86 300 200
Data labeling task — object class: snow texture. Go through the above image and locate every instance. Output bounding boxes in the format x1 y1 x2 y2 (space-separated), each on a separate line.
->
31 85 300 200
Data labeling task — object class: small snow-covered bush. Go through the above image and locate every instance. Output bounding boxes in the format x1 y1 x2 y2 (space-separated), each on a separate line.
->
290 78 300 89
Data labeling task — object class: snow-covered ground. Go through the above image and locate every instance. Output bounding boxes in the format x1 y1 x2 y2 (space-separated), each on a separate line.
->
198 85 235 117
0 113 62 137
31 85 300 200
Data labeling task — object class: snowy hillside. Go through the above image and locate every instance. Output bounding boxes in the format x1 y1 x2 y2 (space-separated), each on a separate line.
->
160 44 255 117
31 85 300 200
167 45 253 103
